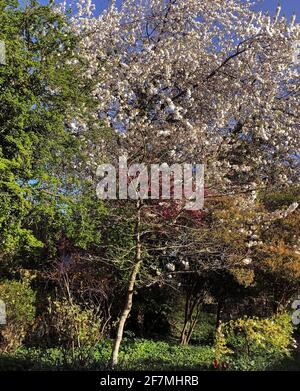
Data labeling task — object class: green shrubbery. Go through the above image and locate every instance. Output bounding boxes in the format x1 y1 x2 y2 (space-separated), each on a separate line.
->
118 339 214 370
214 313 294 370
0 339 215 371
0 280 36 351
48 298 102 349
0 313 297 371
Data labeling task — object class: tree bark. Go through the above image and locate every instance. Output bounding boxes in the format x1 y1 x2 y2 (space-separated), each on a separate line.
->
111 201 142 367
184 298 202 345
180 280 203 345
180 291 191 345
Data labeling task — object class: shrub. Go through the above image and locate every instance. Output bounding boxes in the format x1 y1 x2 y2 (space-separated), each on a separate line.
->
48 298 102 350
0 280 36 351
214 313 294 370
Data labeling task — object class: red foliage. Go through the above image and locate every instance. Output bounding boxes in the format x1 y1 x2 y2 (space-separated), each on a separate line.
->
213 359 229 370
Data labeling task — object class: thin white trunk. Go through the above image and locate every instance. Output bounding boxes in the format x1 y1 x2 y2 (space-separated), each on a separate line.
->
111 202 142 367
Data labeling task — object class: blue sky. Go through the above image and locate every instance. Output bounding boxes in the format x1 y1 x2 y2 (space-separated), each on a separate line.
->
35 0 300 22
95 0 300 20
35 0 300 21
254 0 300 20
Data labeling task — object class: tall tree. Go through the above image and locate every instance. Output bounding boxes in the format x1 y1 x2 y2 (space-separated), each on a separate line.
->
0 0 105 264
73 0 300 365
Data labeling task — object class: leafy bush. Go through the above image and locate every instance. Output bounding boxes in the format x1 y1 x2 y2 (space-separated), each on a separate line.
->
214 313 294 370
0 280 36 351
48 298 102 349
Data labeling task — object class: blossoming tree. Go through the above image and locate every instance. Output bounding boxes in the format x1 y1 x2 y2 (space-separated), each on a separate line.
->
69 0 300 365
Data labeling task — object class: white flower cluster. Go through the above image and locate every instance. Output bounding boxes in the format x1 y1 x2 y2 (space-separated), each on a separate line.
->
68 0 299 192
242 257 252 265
181 260 190 270
165 262 175 272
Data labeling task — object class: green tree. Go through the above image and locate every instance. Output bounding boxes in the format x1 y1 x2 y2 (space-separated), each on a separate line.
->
0 0 106 263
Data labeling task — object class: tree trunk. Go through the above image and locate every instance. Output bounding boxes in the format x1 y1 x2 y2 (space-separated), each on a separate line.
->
180 291 191 345
185 299 202 345
111 201 142 367
180 282 203 345
180 323 188 345
185 319 196 345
